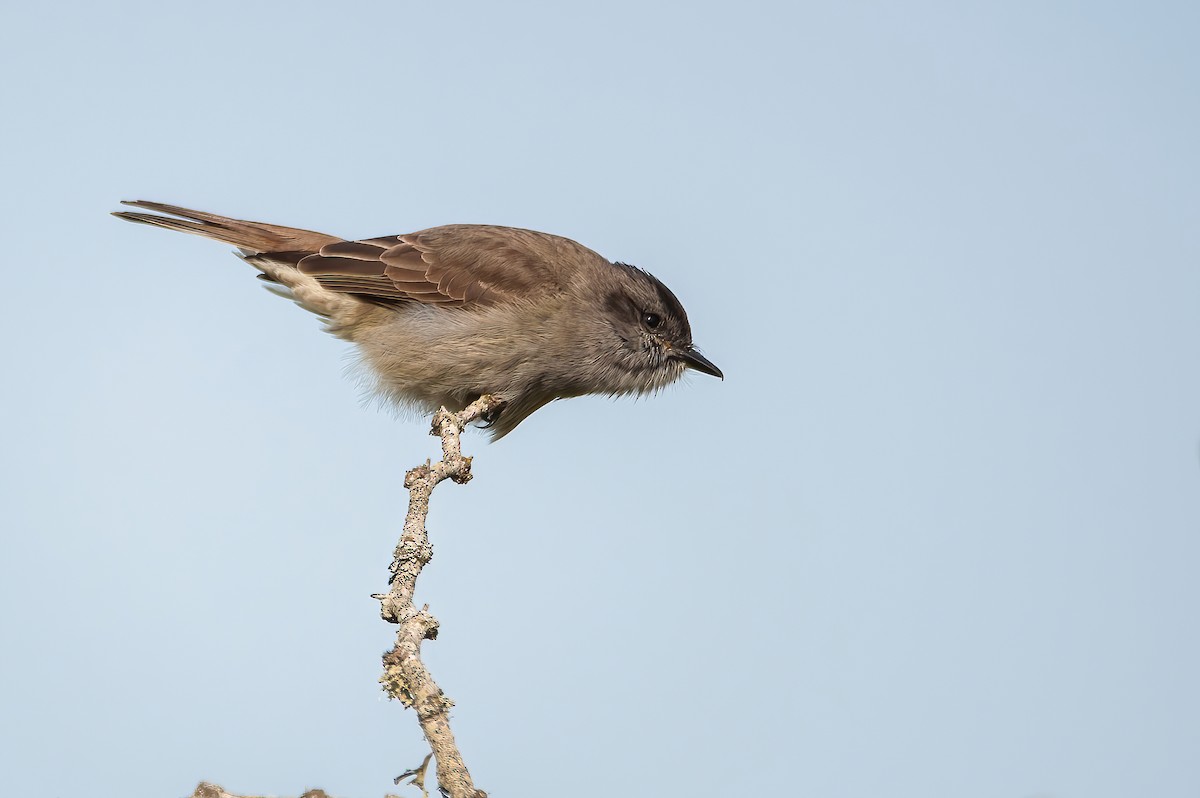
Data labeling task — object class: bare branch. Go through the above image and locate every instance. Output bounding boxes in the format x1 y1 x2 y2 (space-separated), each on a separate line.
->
375 396 501 798
187 399 499 798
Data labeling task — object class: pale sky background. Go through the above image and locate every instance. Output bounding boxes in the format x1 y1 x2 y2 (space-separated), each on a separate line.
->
3 2 1199 797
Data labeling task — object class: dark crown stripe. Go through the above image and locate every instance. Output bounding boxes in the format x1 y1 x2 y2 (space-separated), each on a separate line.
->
613 261 688 323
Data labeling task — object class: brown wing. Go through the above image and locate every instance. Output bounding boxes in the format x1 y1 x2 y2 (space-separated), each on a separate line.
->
296 225 599 308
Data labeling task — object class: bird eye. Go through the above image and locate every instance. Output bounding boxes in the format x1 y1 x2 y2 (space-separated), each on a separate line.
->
642 312 662 329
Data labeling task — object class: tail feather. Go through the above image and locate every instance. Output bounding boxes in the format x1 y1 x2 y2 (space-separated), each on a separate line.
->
112 200 341 254
114 200 370 332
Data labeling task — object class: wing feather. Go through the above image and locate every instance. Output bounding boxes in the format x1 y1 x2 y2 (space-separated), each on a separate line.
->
296 224 607 308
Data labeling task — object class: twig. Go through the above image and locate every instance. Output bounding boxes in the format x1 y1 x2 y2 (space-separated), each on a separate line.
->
375 396 501 798
187 784 330 798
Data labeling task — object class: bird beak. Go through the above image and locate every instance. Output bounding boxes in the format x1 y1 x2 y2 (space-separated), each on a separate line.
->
673 346 724 380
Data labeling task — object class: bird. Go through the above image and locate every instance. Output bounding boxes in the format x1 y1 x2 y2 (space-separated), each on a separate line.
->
113 201 722 439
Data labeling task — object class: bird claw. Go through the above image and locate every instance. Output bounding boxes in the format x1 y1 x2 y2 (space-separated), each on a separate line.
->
479 401 506 427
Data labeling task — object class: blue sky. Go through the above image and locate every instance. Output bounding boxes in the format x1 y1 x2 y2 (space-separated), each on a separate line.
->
3 2 1199 796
